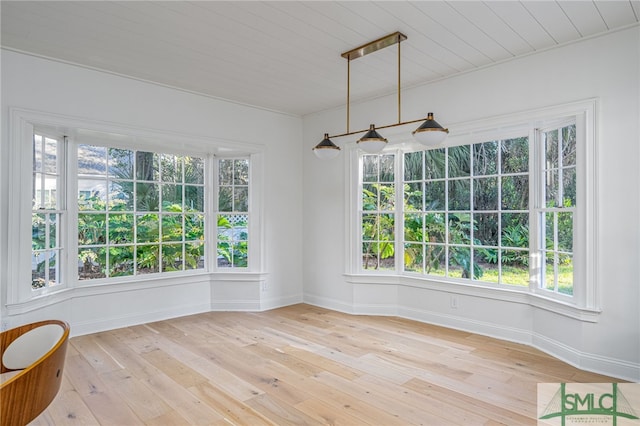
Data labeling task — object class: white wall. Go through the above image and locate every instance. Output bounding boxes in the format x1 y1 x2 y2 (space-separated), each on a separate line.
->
303 27 640 381
0 50 304 334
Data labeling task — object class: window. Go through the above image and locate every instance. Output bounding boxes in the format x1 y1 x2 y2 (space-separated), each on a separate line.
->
76 145 206 280
361 154 396 271
353 102 595 310
217 158 249 268
538 124 576 296
8 109 263 307
31 133 65 290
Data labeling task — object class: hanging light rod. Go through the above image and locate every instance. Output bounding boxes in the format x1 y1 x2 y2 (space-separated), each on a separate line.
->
327 116 429 139
313 31 449 159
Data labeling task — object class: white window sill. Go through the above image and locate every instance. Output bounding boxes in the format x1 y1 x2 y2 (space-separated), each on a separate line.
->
344 273 601 323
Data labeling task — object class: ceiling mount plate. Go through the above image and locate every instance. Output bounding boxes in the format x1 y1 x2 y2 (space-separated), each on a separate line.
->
341 31 407 61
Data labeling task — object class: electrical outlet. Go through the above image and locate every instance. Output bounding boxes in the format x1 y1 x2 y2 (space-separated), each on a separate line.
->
450 295 458 309
261 281 268 292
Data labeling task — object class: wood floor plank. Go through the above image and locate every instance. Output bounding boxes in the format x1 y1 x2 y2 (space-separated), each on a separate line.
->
36 304 624 425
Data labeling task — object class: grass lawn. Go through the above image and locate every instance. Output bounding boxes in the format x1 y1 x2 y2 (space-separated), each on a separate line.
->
478 263 573 295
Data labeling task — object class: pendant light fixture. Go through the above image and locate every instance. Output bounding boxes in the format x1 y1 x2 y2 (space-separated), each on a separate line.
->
313 32 449 159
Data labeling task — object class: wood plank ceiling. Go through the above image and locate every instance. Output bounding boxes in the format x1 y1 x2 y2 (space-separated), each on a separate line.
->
1 1 639 116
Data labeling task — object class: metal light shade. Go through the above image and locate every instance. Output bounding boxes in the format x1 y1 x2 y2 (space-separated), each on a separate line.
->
357 124 388 153
313 133 341 159
412 112 449 146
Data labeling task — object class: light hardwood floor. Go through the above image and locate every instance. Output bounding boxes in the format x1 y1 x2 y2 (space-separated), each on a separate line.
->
30 304 618 425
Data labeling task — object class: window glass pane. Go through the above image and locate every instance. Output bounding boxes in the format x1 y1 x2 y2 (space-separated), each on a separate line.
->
545 169 559 207
379 213 395 240
234 186 249 212
78 248 107 280
217 214 248 268
378 184 395 211
448 247 471 278
234 159 249 185
448 145 470 178
363 155 378 183
136 213 159 243
78 213 106 245
501 214 529 248
137 245 159 274
219 186 232 211
557 212 573 252
404 152 423 181
185 157 204 184
78 179 108 211
186 242 205 270
78 144 107 176
425 148 446 179
501 175 528 210
501 137 528 173
362 214 377 241
379 155 395 182
404 243 423 273
185 214 204 241
473 177 498 210
425 245 445 276
474 249 498 283
448 213 470 244
562 125 576 167
162 215 183 242
162 184 183 210
33 175 59 210
109 214 134 244
448 179 470 211
49 214 57 249
31 252 46 289
108 148 134 179
33 135 43 172
501 250 529 286
363 184 377 211
109 246 134 277
32 213 46 251
44 137 58 173
425 213 446 243
562 167 576 207
162 244 184 272
136 151 159 181
558 256 573 295
219 159 233 185
473 141 498 176
404 213 422 242
425 181 445 211
545 130 559 169
160 154 182 182
185 185 204 212
136 182 159 211
404 182 423 211
109 181 133 211
474 213 498 246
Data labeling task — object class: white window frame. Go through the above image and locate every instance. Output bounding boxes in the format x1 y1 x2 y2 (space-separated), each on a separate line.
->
7 108 265 307
346 99 598 319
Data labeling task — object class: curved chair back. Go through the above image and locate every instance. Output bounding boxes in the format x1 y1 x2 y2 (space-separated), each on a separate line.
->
0 320 70 426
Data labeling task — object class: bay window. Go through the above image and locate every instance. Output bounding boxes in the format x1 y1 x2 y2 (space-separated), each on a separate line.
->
8 108 261 306
352 101 596 312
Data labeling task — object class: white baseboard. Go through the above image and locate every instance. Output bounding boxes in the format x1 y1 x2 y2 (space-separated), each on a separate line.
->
303 298 639 382
532 332 640 382
302 293 355 314
71 302 212 337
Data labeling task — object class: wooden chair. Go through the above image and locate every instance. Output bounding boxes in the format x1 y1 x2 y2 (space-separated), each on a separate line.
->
0 320 70 426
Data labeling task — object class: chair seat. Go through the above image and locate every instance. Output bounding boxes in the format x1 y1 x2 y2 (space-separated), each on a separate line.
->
1 320 69 426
